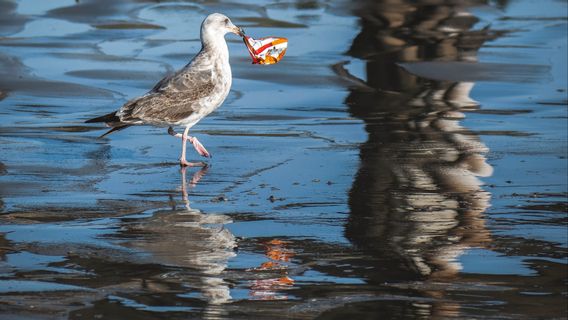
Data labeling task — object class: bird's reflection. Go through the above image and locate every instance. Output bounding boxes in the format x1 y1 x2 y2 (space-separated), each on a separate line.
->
121 166 236 313
180 166 209 208
342 0 496 316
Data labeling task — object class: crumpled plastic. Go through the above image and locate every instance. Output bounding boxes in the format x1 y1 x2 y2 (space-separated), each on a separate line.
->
243 35 288 65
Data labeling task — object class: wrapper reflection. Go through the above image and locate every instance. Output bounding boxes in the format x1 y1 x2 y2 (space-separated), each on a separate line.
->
247 239 295 300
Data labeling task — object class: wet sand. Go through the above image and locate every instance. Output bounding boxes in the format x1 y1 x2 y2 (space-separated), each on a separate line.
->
0 0 566 319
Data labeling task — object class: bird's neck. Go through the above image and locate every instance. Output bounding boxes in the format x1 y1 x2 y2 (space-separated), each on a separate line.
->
200 30 230 62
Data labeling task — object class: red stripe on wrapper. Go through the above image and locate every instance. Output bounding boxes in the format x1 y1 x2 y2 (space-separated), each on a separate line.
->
243 35 288 65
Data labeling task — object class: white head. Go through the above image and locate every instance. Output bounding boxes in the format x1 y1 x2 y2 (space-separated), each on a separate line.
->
200 13 243 48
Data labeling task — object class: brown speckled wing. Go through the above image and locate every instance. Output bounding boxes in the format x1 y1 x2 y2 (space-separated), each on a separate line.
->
118 55 217 125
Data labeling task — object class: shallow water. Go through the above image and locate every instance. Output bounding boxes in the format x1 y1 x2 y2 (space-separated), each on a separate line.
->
0 0 566 319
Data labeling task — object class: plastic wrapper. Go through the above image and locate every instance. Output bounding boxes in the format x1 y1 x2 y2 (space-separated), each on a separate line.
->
243 35 288 65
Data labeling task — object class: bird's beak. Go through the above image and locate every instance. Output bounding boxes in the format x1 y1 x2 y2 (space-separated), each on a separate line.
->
230 26 245 37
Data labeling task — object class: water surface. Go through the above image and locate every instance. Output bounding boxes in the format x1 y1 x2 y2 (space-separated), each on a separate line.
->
0 0 566 319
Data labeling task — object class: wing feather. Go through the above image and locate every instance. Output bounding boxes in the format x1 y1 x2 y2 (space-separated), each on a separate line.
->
117 53 219 125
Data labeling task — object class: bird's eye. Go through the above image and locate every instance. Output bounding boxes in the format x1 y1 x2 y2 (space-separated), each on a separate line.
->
224 18 229 25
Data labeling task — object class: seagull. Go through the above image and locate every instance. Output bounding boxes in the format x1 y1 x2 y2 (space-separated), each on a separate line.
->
86 13 244 166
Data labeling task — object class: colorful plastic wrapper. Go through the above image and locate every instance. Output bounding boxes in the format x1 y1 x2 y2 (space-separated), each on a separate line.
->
243 36 288 65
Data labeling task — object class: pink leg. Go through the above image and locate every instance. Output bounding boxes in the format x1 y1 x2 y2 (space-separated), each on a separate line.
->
168 127 212 159
189 136 211 158
173 127 207 167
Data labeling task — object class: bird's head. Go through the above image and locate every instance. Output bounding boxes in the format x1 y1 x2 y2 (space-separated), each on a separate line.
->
201 13 244 38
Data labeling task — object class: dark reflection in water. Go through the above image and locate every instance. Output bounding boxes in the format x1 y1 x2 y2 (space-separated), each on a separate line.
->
341 0 495 316
0 161 4 212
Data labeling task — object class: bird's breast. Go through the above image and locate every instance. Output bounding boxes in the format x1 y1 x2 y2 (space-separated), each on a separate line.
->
213 59 232 97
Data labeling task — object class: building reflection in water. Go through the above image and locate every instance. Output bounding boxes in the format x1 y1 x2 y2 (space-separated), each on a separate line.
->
342 0 496 313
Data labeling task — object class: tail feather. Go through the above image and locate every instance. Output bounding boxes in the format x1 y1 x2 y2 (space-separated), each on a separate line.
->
86 111 130 138
100 125 130 138
85 111 120 123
